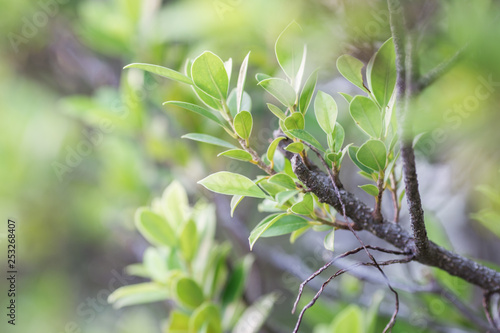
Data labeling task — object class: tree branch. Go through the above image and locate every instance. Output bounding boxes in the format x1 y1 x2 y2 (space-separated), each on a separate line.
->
388 0 430 259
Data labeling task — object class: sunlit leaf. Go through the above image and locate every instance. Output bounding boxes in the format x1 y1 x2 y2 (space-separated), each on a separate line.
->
314 91 337 134
357 140 387 172
198 172 267 198
258 78 297 109
349 96 382 138
336 54 367 92
124 63 193 85
182 133 237 149
192 51 229 100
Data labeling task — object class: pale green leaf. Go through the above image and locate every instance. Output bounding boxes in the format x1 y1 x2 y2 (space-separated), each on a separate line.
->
367 38 396 108
249 214 286 250
349 96 382 138
124 63 193 85
336 54 367 91
275 21 304 81
323 230 335 252
135 208 177 247
174 277 205 309
230 195 244 217
314 91 337 134
267 103 287 120
268 173 296 190
237 52 251 113
198 172 267 198
108 283 169 309
284 112 305 130
290 193 314 215
299 69 318 114
288 129 325 152
191 51 229 100
233 111 253 140
267 136 286 162
258 78 297 109
217 149 253 162
182 133 237 149
359 184 379 196
357 140 387 172
163 101 224 127
261 214 309 237
285 142 304 153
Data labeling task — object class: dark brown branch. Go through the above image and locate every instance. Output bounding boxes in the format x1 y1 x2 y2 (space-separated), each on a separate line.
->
388 0 430 259
284 151 500 291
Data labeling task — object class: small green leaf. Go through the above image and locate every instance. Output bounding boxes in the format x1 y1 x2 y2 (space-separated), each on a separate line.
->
180 220 199 262
267 103 287 120
338 92 354 103
189 302 221 333
237 52 250 113
108 282 169 309
314 91 337 134
162 180 189 227
193 86 222 110
323 230 335 252
276 190 300 205
290 225 310 243
135 208 177 247
367 38 396 108
198 172 267 198
249 213 287 250
255 73 271 82
275 21 304 81
289 129 325 152
284 112 305 130
329 305 363 333
124 63 193 85
299 69 318 114
336 55 367 92
174 277 205 309
267 136 286 162
221 255 254 306
349 96 382 138
268 173 296 190
230 195 244 217
191 51 229 100
261 214 309 237
359 184 379 196
233 293 278 333
258 78 297 109
357 140 387 172
233 111 253 140
166 311 190 331
217 149 253 162
182 133 237 149
328 122 345 152
285 142 304 153
290 193 314 215
163 101 224 127
348 146 374 174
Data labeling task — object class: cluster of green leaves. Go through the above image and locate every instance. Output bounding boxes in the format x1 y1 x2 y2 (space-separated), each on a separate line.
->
108 181 276 333
124 24 404 254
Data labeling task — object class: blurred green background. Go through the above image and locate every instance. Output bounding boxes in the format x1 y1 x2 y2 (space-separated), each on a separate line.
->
2 0 500 332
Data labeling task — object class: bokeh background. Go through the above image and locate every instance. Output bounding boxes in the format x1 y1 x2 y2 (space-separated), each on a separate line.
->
1 0 500 332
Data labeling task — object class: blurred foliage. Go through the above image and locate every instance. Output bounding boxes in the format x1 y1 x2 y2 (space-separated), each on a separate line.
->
1 0 500 332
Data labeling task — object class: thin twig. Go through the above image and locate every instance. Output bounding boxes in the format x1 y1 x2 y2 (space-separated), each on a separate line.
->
301 141 400 333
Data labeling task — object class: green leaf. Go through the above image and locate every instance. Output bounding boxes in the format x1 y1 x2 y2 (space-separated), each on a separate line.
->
284 112 305 130
233 293 278 333
290 193 314 215
236 52 251 113
166 311 190 331
174 277 205 309
290 225 310 243
314 91 337 134
268 173 296 190
227 89 252 116
135 208 177 247
182 133 237 149
294 46 308 92
267 103 287 120
221 255 254 306
217 149 253 162
288 129 325 152
338 92 354 103
249 213 287 250
323 230 335 252
285 142 304 153
329 305 363 333
162 180 189 227
143 247 169 282
163 101 224 127
348 146 374 174
359 184 379 196
357 140 387 172
191 51 229 100
367 38 396 108
255 73 271 82
180 220 199 262
349 96 382 138
230 195 244 217
124 63 193 85
198 172 267 198
233 111 253 140
328 122 345 152
276 190 300 205
267 136 286 162
189 302 222 333
258 78 297 109
336 54 367 92
275 21 304 81
261 214 309 237
193 86 222 110
108 282 169 309
299 69 318 114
